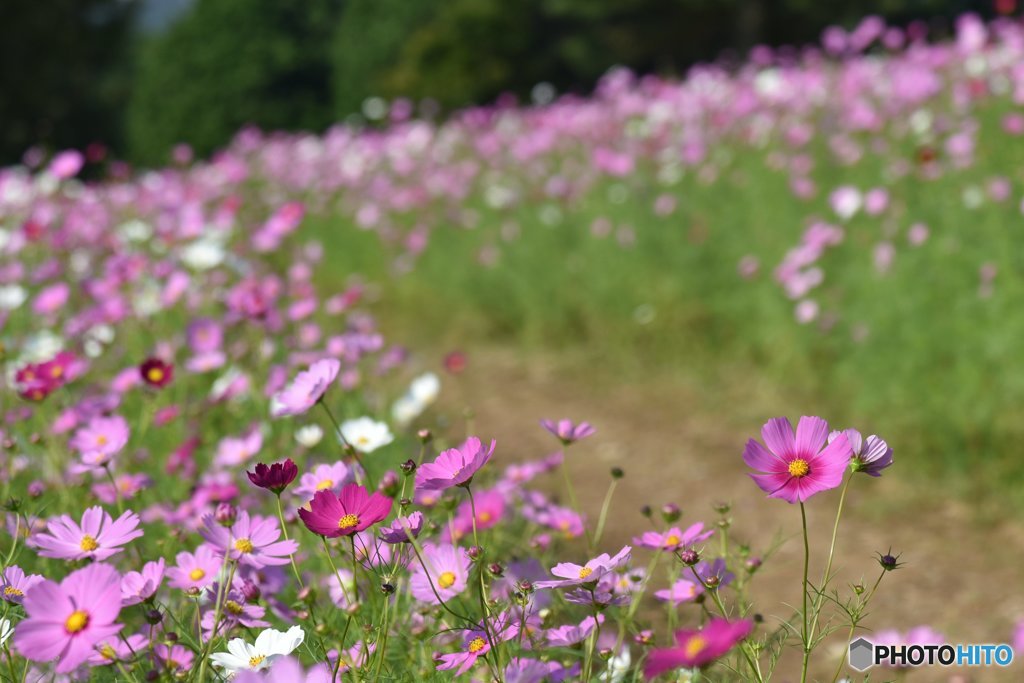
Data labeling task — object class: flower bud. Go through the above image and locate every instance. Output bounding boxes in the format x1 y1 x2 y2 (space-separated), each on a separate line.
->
877 549 902 571
400 459 417 475
640 505 653 518
399 497 412 509
517 580 534 594
215 503 237 527
853 584 865 595
678 549 700 566
661 503 681 523
634 630 654 645
380 582 396 595
488 563 504 578
610 467 624 479
713 501 731 514
745 557 762 573
704 575 721 589
27 480 44 498
599 648 613 660
417 429 432 443
467 546 483 561
380 470 400 496
297 586 315 603
240 580 261 602
145 609 163 625
165 632 179 643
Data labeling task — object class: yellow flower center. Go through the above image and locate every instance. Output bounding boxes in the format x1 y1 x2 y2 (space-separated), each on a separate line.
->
64 610 89 633
578 567 594 580
338 514 360 530
685 635 707 658
224 600 243 615
665 534 681 547
438 571 457 589
100 644 117 660
478 511 492 523
3 586 23 597
80 535 99 552
249 655 266 668
95 435 108 446
189 568 206 581
315 479 334 490
51 366 63 378
234 538 254 554
357 436 369 446
147 368 165 383
788 459 810 478
468 637 487 654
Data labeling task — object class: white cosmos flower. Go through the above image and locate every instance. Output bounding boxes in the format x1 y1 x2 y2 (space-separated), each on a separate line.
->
295 424 323 448
209 625 304 675
598 647 631 682
409 372 440 405
339 417 393 453
180 237 226 271
0 285 27 310
0 618 11 647
391 395 422 427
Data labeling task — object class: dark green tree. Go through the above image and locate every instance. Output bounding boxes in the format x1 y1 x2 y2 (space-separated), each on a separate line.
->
0 0 134 165
126 0 342 164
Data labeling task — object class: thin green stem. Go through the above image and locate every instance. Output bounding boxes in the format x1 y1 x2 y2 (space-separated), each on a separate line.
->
799 502 811 683
274 495 304 589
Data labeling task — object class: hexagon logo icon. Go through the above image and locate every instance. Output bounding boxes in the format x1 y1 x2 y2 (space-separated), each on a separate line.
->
849 637 875 671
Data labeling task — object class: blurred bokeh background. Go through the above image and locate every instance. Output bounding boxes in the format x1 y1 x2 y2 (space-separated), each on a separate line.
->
0 0 1006 165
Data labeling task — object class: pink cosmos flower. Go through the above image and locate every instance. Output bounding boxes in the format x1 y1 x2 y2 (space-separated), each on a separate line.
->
743 416 852 503
29 507 144 561
1 565 43 604
297 484 393 538
540 418 596 445
167 546 222 591
654 579 702 605
828 428 894 476
294 461 353 501
645 618 754 676
410 543 471 604
92 473 151 505
121 558 165 605
154 643 195 673
379 511 424 544
88 633 148 666
14 562 124 673
546 615 604 646
534 546 632 589
415 437 496 491
200 512 299 568
634 522 713 551
270 358 340 417
69 415 130 470
449 490 505 541
215 426 263 467
436 617 519 675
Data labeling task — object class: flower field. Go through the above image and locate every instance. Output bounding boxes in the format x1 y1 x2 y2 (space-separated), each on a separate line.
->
1 12 1024 682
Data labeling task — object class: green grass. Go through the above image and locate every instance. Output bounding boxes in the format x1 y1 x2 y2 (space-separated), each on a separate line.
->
295 104 1024 503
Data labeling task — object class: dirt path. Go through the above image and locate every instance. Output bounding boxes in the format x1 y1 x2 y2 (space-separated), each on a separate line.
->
434 347 1024 680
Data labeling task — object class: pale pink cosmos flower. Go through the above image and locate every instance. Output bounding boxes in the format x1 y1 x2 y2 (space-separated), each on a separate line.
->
294 461 353 501
415 437 496 491
541 418 596 445
121 558 165 605
199 512 298 568
827 429 893 476
534 546 632 589
29 507 144 561
270 358 340 418
167 546 222 591
409 543 471 604
0 565 43 604
14 562 123 673
214 426 263 467
654 579 702 605
69 415 130 471
546 614 604 646
436 617 520 675
634 522 713 551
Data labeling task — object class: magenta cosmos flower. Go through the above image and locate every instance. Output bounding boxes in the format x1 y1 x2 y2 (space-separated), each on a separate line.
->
743 416 852 504
29 507 143 561
415 437 496 491
200 512 298 568
120 558 165 605
270 358 340 418
410 543 471 604
534 546 631 589
828 428 894 476
645 618 753 676
14 562 124 674
247 459 299 494
540 418 596 445
297 484 392 538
